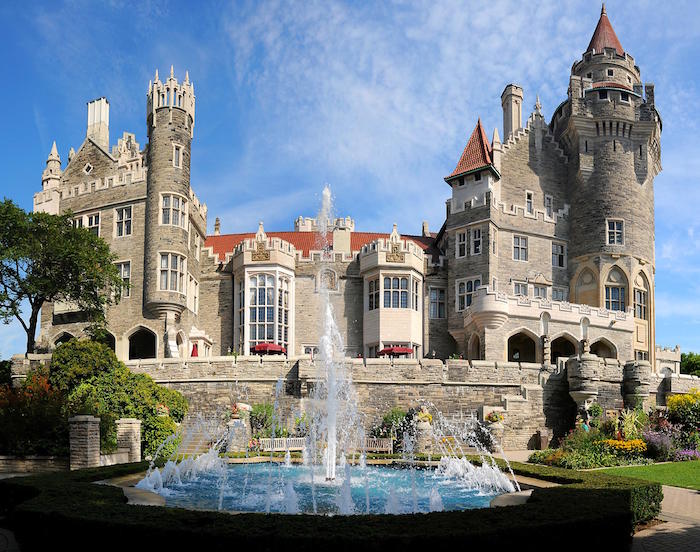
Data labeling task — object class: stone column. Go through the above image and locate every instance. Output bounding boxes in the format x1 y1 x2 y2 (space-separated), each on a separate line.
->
542 335 551 365
69 416 100 470
623 361 652 409
415 419 433 454
116 418 142 462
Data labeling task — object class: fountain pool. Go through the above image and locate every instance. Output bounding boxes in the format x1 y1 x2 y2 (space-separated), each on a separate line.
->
144 460 512 515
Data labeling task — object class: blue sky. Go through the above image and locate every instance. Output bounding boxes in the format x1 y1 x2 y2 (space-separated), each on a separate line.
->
0 0 698 358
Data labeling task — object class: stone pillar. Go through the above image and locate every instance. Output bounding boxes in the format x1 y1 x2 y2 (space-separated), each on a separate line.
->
623 360 652 409
69 416 100 470
567 353 600 410
542 335 551 365
116 418 142 462
415 419 433 454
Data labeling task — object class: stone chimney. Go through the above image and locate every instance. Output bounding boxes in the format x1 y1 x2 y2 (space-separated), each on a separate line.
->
214 217 221 236
86 97 109 150
501 84 523 141
422 221 430 237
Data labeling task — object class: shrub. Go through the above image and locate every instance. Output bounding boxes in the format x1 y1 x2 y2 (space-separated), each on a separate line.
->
0 359 11 386
619 408 647 440
675 449 700 461
142 415 179 459
0 369 68 456
642 429 676 461
667 389 700 449
249 403 274 437
601 439 647 456
49 339 121 393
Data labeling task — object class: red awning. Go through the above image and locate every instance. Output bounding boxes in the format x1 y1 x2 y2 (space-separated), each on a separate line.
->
252 342 287 355
377 346 414 356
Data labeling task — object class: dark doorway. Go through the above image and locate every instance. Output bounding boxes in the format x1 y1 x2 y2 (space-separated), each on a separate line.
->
129 328 156 359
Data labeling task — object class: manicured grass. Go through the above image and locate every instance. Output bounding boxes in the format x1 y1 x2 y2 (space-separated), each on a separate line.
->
598 460 700 490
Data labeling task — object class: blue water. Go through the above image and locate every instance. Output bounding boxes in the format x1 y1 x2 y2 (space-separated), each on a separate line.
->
160 463 498 514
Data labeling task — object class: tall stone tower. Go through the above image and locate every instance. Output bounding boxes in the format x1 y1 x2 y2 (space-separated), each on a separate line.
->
551 5 662 363
143 67 196 354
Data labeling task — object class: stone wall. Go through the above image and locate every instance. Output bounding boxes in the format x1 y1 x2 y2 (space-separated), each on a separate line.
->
0 456 69 474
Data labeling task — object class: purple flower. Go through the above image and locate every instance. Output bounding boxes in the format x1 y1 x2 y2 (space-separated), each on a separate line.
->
674 449 700 462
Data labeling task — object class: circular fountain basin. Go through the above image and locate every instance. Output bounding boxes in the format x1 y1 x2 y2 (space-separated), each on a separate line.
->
145 461 511 515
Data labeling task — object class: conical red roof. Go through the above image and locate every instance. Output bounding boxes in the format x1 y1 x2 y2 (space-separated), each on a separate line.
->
587 4 624 55
447 118 492 180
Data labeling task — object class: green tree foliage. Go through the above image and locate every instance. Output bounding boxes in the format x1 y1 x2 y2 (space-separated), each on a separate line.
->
0 199 125 355
52 339 188 456
680 352 700 377
0 359 11 385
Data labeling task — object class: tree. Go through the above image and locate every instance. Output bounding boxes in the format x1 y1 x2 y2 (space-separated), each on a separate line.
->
0 199 124 355
680 352 700 377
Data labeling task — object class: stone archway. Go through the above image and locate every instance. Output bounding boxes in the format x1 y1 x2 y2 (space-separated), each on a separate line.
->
591 338 616 359
53 332 74 347
551 335 577 364
468 334 482 361
128 327 157 360
508 332 537 363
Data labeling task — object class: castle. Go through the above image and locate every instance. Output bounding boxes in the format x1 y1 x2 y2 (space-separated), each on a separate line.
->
33 6 671 374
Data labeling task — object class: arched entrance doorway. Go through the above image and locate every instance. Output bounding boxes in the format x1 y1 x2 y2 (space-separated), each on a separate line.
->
508 332 537 363
128 328 157 360
591 339 616 359
468 334 481 361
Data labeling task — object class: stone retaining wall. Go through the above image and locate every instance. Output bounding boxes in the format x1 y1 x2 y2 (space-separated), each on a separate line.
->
0 455 69 473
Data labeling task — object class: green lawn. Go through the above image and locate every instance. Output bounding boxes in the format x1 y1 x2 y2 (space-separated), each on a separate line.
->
598 461 700 490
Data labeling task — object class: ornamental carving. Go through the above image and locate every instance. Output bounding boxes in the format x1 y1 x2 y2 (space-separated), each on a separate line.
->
251 241 270 261
386 243 405 263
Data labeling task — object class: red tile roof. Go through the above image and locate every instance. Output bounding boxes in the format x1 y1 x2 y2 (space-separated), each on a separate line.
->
587 5 624 56
205 231 434 261
446 118 492 180
591 81 631 91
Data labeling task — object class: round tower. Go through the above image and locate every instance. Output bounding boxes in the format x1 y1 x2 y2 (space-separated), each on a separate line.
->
552 5 662 362
143 67 196 329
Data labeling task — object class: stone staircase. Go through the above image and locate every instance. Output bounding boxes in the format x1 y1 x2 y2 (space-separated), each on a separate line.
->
483 384 547 450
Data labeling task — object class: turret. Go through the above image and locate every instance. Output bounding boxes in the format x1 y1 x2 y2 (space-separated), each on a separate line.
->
555 5 661 363
42 141 61 190
142 67 196 340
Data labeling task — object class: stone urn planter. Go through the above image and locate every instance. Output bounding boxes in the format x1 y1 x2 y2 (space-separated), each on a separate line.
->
415 412 434 454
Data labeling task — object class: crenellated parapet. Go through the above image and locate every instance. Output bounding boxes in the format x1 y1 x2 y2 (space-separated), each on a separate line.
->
359 224 425 275
147 66 195 135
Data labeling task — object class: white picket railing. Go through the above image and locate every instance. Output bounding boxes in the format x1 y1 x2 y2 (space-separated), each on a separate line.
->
258 436 393 454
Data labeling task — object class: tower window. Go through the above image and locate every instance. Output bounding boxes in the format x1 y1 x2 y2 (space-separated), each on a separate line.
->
634 289 648 320
173 144 183 168
368 278 379 311
159 252 186 293
534 286 547 300
471 228 482 255
161 194 187 228
457 277 481 311
607 220 624 245
456 231 467 258
474 172 482 181
552 242 566 268
607 69 614 77
620 92 629 103
599 90 608 100
383 277 409 309
605 285 626 311
586 72 592 79
514 282 528 297
545 195 553 218
526 192 534 214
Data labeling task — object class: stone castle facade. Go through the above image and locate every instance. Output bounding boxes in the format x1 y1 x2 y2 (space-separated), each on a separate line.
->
33 7 669 374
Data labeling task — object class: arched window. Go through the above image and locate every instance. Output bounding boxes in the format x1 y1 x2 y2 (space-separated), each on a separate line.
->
551 336 576 364
129 327 157 360
508 332 537 363
634 273 649 320
605 267 628 312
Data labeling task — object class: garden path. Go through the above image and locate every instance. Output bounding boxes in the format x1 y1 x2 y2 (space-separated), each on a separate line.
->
633 485 700 551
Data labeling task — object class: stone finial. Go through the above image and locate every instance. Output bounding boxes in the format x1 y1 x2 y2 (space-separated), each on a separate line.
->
389 223 400 242
535 95 542 116
256 221 266 241
170 65 174 78
214 217 221 236
492 126 501 146
154 68 159 82
601 3 606 15
185 70 190 83
48 141 60 162
68 147 75 161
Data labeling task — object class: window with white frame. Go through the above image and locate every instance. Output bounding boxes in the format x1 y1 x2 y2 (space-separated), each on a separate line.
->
116 261 130 298
384 276 409 308
413 280 419 311
247 273 291 350
429 288 446 319
634 288 648 320
173 144 183 168
513 235 528 261
86 213 100 236
526 192 534 214
552 242 566 268
607 220 624 245
115 206 132 237
552 288 566 302
159 253 186 293
471 228 482 255
368 278 380 311
457 277 481 311
72 216 83 229
514 282 528 296
277 278 290 347
161 194 187 228
456 231 467 258
237 280 244 349
188 275 199 313
534 285 547 299
545 195 553 218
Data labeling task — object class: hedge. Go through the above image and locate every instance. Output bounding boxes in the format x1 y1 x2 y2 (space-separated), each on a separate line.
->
0 457 661 551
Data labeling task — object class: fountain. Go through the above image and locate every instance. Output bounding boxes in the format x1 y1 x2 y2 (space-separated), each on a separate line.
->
136 186 518 515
